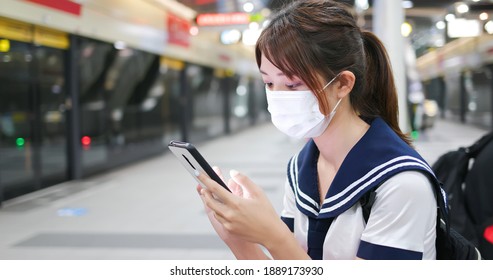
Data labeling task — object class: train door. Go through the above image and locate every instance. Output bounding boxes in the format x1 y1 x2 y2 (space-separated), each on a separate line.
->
0 20 68 201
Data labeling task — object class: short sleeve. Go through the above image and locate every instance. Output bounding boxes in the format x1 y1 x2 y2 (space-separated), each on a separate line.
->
357 171 437 260
280 179 296 232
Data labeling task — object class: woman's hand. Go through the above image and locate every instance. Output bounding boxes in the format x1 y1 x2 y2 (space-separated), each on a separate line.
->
196 167 243 244
197 167 269 259
197 168 287 248
197 167 309 259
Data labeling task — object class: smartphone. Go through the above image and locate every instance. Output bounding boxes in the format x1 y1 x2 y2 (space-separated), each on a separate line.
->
168 140 230 192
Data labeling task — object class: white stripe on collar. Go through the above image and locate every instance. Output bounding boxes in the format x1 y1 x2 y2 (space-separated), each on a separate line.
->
322 155 432 205
290 153 319 216
320 160 430 214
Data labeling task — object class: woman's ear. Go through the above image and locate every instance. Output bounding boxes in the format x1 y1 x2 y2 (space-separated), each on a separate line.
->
335 70 356 98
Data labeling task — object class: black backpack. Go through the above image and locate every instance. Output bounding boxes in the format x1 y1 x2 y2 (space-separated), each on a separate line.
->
360 178 481 260
360 132 493 259
431 131 493 259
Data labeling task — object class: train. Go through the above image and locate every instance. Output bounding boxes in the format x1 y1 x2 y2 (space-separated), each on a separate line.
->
0 0 269 202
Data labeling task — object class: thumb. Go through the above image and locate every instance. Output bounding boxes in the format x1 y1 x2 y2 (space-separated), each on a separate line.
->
229 169 261 198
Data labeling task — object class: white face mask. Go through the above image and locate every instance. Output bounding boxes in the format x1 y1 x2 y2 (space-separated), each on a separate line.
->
265 74 342 139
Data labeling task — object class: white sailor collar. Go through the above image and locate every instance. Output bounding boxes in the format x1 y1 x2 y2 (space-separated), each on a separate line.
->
286 117 436 219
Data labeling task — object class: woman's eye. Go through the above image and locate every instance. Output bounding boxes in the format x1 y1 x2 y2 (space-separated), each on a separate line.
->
264 82 273 89
286 83 302 89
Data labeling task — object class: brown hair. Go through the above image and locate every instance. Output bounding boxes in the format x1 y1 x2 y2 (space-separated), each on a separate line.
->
255 0 412 146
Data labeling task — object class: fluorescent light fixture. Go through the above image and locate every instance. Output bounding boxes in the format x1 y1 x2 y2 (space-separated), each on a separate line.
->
447 18 482 38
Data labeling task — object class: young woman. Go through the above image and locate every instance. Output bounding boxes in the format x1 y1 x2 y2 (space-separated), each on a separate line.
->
195 0 437 260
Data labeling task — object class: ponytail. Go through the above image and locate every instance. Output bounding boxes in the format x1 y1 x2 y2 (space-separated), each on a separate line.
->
361 30 412 146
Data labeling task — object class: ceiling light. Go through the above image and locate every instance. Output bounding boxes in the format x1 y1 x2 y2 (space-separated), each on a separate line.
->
355 0 369 10
456 3 469 14
445 14 456 22
485 21 493 34
402 1 413 9
243 2 254 13
436 21 446 30
189 26 199 36
401 22 412 37
480 12 489 21
114 41 126 50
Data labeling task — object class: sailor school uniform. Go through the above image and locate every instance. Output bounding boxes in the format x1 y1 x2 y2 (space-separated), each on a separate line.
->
280 117 438 260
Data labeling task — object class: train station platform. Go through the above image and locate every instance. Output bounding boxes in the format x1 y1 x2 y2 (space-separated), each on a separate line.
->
0 118 490 260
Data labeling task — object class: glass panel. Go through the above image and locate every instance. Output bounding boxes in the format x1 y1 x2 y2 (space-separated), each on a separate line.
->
230 75 269 129
36 46 67 183
127 57 181 145
0 39 35 196
230 75 250 131
160 63 182 144
79 39 114 168
79 38 179 171
187 65 225 142
467 69 491 128
118 50 159 145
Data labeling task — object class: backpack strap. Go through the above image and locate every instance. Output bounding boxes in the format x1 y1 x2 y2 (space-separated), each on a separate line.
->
466 132 493 157
358 173 449 235
360 187 378 224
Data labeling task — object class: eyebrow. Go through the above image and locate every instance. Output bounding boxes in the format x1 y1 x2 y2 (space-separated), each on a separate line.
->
259 69 285 77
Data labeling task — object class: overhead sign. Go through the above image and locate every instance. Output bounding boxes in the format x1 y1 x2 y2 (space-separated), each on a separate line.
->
0 18 33 43
196 13 251 26
25 0 82 16
167 13 191 48
34 27 70 49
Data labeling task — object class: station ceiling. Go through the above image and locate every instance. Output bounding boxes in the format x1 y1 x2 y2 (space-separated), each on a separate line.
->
174 0 460 14
173 0 493 57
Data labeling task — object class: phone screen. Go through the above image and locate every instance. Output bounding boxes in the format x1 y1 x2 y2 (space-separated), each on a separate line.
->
168 141 230 191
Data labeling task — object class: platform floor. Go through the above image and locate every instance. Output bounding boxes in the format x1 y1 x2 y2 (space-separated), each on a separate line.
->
0 118 489 259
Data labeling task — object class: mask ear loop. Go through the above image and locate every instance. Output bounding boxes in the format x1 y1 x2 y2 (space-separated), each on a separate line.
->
322 72 342 91
322 72 343 118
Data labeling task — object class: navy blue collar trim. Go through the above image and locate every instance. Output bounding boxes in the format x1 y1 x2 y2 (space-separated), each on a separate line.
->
287 117 436 219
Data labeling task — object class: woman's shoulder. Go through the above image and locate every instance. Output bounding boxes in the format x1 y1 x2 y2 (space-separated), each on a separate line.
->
376 170 435 199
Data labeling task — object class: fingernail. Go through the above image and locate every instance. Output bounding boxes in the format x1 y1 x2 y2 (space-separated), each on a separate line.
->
194 170 200 177
229 169 239 177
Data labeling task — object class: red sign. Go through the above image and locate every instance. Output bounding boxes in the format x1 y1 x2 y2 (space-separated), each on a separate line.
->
167 13 191 48
25 0 82 16
196 0 216 4
196 13 250 26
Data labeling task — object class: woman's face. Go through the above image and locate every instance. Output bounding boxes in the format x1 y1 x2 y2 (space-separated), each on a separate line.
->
259 54 310 92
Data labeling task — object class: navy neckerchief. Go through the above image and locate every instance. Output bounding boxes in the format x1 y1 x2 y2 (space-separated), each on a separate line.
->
286 117 437 219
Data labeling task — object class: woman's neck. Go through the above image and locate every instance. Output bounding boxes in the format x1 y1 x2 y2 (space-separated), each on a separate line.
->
313 111 370 171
